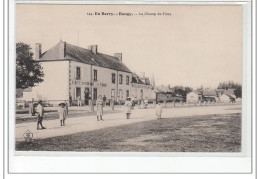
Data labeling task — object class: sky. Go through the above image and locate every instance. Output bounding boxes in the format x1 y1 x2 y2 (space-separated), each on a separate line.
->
16 4 243 89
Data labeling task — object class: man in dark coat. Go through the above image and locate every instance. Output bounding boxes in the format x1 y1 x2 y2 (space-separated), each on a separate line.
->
36 100 46 130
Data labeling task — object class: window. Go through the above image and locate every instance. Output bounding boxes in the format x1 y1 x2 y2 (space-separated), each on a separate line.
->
112 73 116 84
111 89 115 98
76 67 81 80
119 74 123 84
126 76 129 85
94 69 97 81
126 90 129 98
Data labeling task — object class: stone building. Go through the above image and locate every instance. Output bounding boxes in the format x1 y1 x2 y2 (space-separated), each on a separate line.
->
130 73 154 102
31 40 132 105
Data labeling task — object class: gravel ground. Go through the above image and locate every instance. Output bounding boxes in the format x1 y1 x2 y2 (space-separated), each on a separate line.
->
16 113 241 152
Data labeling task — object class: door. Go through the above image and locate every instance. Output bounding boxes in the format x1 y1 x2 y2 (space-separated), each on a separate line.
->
84 87 89 105
76 87 81 99
93 88 97 100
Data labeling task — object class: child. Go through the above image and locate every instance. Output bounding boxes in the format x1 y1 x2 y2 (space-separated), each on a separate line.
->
156 102 162 119
96 95 104 121
124 97 132 119
58 103 67 126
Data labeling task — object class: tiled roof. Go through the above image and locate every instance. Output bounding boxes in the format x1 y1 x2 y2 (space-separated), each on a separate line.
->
39 41 132 73
203 89 217 96
224 89 235 95
132 72 151 85
192 90 203 95
223 94 236 99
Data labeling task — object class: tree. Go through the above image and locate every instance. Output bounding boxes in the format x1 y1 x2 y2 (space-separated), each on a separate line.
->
217 81 242 98
16 42 44 89
171 86 193 97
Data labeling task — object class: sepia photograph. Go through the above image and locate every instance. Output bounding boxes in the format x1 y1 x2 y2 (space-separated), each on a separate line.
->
14 3 245 153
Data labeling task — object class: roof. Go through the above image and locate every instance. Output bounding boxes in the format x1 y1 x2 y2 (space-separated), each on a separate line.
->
191 90 203 95
140 77 151 85
203 89 217 96
39 41 132 73
154 86 172 93
222 93 235 99
131 72 151 85
224 89 235 95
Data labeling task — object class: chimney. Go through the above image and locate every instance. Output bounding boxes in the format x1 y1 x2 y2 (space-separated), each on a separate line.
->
35 43 42 60
59 41 66 59
114 53 122 61
89 45 98 54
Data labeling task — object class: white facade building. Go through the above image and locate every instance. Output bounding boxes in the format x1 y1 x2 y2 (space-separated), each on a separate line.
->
31 41 132 105
186 91 203 102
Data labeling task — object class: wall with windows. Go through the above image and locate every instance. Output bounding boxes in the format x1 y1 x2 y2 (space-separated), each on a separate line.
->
130 83 154 101
186 92 200 102
117 71 132 101
31 60 133 104
31 61 69 102
70 61 91 101
92 66 132 101
69 61 132 103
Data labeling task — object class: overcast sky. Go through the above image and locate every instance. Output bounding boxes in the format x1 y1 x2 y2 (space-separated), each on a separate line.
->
16 4 243 89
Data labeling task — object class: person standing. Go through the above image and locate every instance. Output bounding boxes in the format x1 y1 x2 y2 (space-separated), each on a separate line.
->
131 97 135 109
65 101 69 114
77 95 81 107
102 95 107 107
155 102 162 119
124 97 132 119
69 95 72 106
36 100 46 130
29 98 35 116
58 103 67 126
96 95 104 121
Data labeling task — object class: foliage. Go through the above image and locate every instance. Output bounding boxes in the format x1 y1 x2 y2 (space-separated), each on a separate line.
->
217 81 242 98
171 86 193 97
16 42 44 89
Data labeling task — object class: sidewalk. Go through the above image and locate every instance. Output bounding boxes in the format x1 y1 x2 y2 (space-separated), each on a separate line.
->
15 104 241 141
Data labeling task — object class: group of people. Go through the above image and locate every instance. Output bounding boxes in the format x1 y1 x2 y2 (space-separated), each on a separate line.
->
95 95 132 121
34 96 163 130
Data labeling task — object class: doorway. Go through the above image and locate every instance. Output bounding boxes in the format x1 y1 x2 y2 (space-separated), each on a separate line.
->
84 87 90 105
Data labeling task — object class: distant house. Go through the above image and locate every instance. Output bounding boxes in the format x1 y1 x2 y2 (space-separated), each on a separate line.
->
154 86 173 102
186 91 203 102
131 73 154 102
216 89 225 97
187 88 237 103
219 94 236 103
22 87 33 101
203 89 218 102
223 89 236 99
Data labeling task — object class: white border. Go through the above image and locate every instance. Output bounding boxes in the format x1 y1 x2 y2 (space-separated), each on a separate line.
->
7 0 253 174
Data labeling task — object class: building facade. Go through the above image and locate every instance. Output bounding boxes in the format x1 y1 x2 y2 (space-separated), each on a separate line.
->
31 41 133 105
130 73 155 102
186 91 203 102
